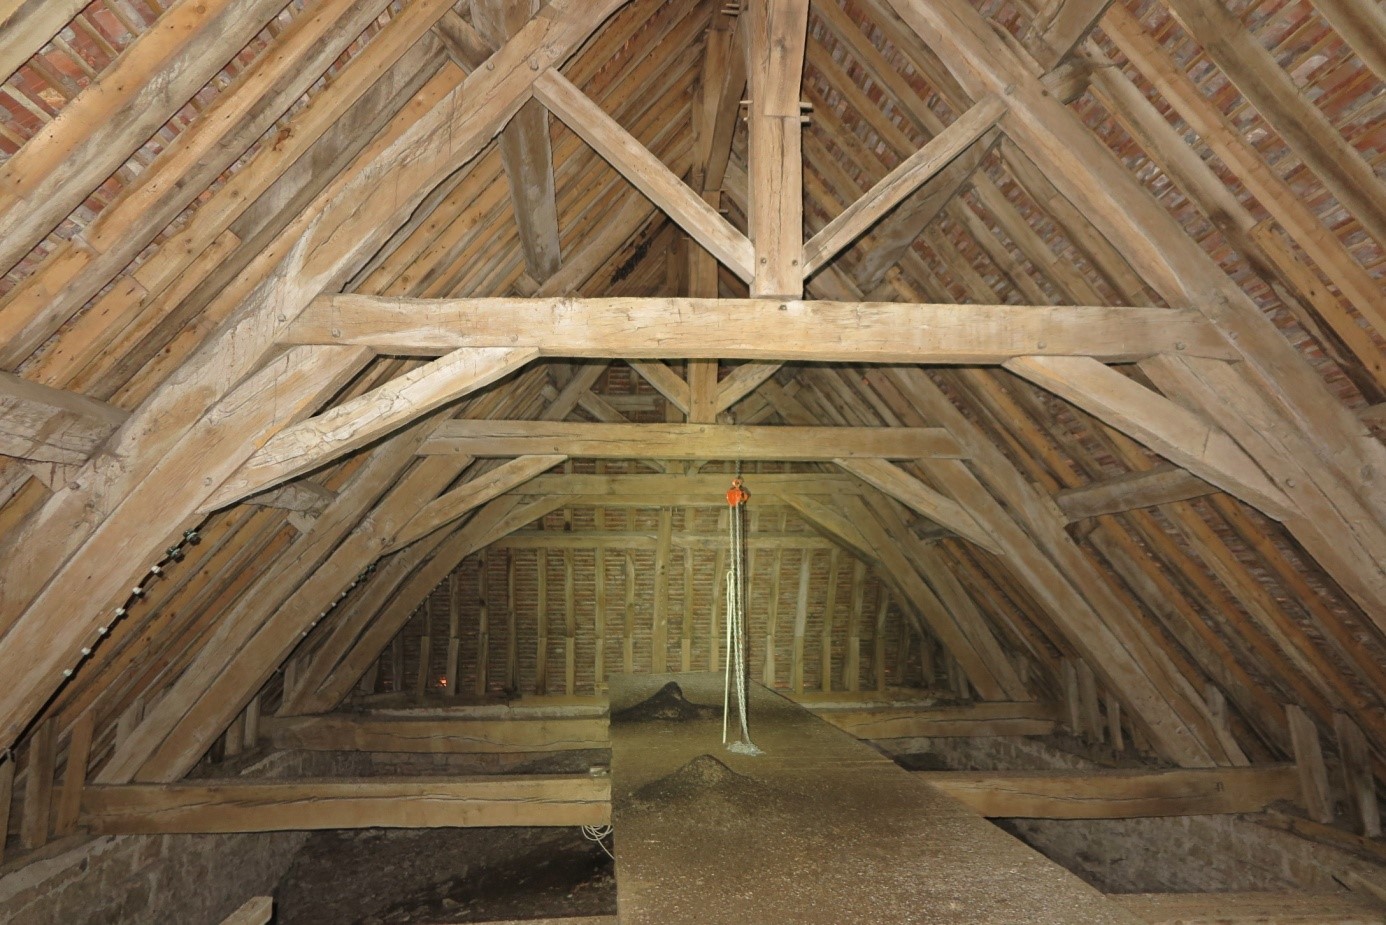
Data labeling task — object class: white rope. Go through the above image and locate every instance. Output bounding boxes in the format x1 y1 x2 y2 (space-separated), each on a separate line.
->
581 823 614 860
722 488 758 754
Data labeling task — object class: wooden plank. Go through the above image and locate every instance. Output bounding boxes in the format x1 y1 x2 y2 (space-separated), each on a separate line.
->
802 96 1005 275
924 766 1302 818
205 348 541 511
388 454 566 553
472 0 562 282
820 547 840 692
421 420 961 460
1113 891 1386 925
714 363 781 414
259 715 608 753
1054 465 1214 522
1310 0 1386 84
650 509 674 674
791 552 811 693
219 897 273 925
1334 713 1382 838
609 674 1139 925
81 776 609 834
533 69 755 281
835 457 1001 554
817 702 1062 738
20 718 55 850
1286 704 1334 824
1006 356 1293 519
54 710 95 837
289 295 1234 363
244 481 337 515
0 0 289 280
0 371 128 465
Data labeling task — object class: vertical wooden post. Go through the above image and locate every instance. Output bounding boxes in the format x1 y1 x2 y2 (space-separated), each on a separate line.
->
1205 683 1228 733
682 542 695 672
763 548 783 687
564 549 576 695
1286 704 1334 823
454 569 469 696
1062 659 1083 736
919 633 937 688
1334 712 1381 837
20 717 55 850
283 658 302 708
243 695 261 750
894 622 914 687
843 559 866 691
415 607 433 697
390 635 404 693
0 752 14 864
223 712 246 759
536 549 549 695
746 0 810 298
623 551 636 673
359 662 379 694
505 552 518 692
791 551 811 693
874 587 890 692
55 710 94 837
820 547 840 692
709 529 726 672
595 546 607 692
652 508 673 673
1106 693 1125 752
1078 659 1104 744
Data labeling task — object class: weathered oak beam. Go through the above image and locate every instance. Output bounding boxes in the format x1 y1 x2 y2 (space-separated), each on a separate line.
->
203 348 539 512
288 296 1234 363
0 371 128 465
80 776 610 834
1006 356 1293 519
419 421 962 460
835 457 1001 554
746 0 810 297
924 765 1301 818
533 70 755 281
472 0 562 282
515 472 862 498
802 96 1005 276
259 714 608 753
386 453 565 553
1024 0 1116 70
1053 464 1215 522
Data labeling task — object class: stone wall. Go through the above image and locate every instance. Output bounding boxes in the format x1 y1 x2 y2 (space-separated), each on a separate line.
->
0 750 315 925
885 735 1375 894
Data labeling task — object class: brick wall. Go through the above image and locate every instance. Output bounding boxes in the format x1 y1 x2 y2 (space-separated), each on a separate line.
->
0 750 317 925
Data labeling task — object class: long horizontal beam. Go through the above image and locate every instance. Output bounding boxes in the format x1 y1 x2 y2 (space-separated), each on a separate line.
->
516 472 863 497
924 765 1301 818
419 421 963 460
815 701 1061 738
81 776 609 834
285 296 1235 363
259 714 609 753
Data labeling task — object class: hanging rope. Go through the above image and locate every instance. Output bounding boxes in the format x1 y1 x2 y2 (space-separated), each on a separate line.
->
722 473 759 755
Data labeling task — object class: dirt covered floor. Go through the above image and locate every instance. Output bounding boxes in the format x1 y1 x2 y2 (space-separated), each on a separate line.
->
273 827 615 925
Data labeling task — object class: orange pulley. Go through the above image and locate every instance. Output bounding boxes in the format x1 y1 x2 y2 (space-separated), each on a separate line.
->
725 476 749 507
